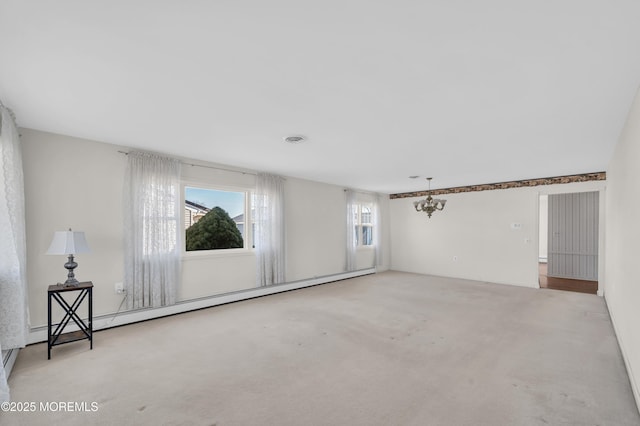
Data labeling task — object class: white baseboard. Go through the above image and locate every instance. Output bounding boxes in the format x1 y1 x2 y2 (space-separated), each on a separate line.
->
28 268 376 345
2 348 19 379
605 296 640 414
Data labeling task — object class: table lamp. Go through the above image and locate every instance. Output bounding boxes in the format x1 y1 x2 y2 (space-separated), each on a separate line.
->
46 228 91 286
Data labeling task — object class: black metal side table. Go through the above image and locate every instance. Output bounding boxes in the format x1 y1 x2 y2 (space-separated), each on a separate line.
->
47 281 93 359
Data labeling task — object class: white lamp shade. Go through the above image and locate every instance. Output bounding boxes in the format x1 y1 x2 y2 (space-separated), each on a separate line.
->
46 230 91 255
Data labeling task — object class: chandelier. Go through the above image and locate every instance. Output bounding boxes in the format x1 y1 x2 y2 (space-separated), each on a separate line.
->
413 177 447 218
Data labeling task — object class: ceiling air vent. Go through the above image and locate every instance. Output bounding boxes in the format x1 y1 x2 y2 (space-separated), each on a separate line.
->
284 135 306 144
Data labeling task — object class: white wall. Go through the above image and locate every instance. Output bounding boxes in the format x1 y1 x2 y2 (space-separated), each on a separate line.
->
23 130 127 329
22 129 387 328
390 180 605 288
284 178 346 281
605 87 640 407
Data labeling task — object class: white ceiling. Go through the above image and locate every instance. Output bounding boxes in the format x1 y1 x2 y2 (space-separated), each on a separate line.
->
1 1 640 194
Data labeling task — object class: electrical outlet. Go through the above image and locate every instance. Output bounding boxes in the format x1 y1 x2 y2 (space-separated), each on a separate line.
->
115 282 125 294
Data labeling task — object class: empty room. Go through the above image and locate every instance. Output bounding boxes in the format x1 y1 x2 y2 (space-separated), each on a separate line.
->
1 1 640 425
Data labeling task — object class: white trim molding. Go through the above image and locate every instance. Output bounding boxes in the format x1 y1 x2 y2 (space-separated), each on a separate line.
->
606 296 640 413
2 349 19 379
29 268 376 344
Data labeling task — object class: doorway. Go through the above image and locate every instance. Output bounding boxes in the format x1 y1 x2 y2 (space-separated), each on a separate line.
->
538 192 599 294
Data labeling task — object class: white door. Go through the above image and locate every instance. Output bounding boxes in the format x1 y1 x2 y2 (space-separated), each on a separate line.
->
547 192 599 281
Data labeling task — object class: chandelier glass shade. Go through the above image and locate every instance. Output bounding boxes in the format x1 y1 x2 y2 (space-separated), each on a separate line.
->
413 178 446 218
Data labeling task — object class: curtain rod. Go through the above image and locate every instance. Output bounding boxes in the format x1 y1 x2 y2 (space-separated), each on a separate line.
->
118 150 257 176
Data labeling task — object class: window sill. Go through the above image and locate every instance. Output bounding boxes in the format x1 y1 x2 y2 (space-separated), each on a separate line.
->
182 249 255 261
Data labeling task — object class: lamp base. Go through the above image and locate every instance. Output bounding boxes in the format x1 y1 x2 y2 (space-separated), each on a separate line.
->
61 277 80 287
61 254 80 287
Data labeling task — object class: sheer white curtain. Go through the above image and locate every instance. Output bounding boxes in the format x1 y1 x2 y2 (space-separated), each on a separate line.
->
124 151 181 309
345 189 358 271
255 172 285 286
0 105 29 402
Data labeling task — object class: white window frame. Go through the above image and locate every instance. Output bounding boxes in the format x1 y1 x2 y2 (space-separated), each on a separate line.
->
181 181 254 258
355 203 374 248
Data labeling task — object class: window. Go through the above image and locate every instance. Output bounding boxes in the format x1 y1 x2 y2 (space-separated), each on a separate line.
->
183 186 252 251
354 204 373 246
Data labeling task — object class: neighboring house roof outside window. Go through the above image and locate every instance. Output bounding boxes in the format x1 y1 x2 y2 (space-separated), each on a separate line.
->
232 213 244 224
232 209 255 225
185 200 210 214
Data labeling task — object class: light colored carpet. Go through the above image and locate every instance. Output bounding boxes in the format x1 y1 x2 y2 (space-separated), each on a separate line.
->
3 271 639 426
